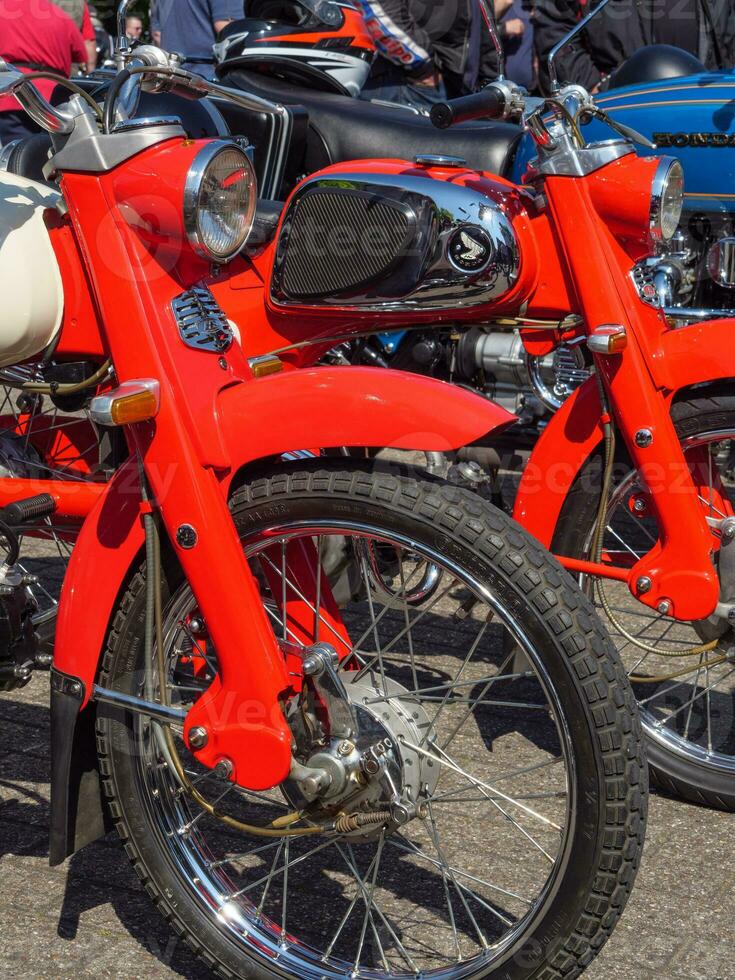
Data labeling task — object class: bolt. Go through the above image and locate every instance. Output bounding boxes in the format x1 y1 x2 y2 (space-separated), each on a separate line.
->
189 615 205 633
188 726 209 749
636 576 653 594
657 599 671 615
218 357 227 370
338 739 355 757
71 682 82 695
302 654 322 677
303 642 338 677
176 524 197 549
633 497 647 513
214 758 233 779
722 518 735 542
634 428 654 448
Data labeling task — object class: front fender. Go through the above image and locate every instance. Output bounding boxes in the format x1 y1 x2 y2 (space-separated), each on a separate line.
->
53 455 146 696
217 366 516 470
513 378 604 548
54 368 515 700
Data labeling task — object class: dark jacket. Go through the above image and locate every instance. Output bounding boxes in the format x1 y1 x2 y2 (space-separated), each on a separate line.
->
533 0 735 93
358 0 500 95
499 0 535 90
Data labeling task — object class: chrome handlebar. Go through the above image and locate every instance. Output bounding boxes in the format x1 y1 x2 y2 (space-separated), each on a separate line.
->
0 44 292 198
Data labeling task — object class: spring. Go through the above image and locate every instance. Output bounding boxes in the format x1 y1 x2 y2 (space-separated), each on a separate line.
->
335 810 391 834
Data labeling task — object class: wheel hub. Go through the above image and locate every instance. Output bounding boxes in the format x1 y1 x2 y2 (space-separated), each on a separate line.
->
284 670 439 838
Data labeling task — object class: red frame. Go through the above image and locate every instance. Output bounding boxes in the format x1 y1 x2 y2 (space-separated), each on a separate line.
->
512 169 733 620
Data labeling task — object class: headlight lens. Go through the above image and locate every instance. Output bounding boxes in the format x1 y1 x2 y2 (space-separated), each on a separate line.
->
184 142 257 262
650 158 684 243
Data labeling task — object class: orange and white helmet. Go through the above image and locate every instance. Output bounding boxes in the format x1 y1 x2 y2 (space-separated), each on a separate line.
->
214 1 376 97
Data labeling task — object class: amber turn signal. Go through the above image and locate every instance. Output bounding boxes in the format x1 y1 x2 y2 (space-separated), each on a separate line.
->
587 325 628 355
89 380 161 426
248 354 284 378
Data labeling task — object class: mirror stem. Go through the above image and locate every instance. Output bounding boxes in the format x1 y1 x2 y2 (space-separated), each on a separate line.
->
477 0 506 81
547 0 614 91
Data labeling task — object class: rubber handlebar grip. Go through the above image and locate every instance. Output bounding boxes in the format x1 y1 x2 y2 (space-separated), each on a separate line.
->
430 86 506 129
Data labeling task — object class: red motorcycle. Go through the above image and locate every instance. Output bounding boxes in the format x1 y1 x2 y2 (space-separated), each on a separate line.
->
0 32 644 980
224 15 735 816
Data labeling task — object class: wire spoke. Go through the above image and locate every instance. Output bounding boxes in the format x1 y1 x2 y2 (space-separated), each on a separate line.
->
406 738 562 831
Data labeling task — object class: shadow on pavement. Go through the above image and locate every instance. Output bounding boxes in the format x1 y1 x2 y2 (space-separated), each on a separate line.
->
0 693 210 978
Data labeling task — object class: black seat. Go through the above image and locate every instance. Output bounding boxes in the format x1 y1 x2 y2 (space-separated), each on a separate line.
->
3 132 53 184
216 68 522 179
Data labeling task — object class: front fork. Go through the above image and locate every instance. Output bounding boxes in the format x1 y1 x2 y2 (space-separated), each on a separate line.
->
132 419 296 790
544 175 720 622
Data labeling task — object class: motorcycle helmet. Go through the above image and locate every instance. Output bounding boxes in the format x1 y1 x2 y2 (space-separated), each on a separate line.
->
214 1 375 97
608 45 706 90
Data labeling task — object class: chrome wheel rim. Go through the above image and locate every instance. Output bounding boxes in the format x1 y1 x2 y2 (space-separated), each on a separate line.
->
131 520 577 978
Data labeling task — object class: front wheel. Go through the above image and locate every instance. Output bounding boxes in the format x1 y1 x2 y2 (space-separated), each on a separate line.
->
97 461 645 979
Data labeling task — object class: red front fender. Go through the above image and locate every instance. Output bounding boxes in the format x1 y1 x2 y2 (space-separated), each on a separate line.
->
55 367 514 701
216 366 516 469
53 456 146 698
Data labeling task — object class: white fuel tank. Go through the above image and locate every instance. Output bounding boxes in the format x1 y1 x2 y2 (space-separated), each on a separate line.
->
0 172 63 367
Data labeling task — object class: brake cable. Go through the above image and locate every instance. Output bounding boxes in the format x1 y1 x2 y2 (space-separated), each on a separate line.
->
13 359 113 396
16 72 103 121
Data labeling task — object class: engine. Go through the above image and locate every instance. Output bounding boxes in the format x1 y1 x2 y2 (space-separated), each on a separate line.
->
631 211 735 313
332 326 590 439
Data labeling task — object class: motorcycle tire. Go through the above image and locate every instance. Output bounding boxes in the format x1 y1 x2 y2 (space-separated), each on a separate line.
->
553 386 735 811
96 460 646 979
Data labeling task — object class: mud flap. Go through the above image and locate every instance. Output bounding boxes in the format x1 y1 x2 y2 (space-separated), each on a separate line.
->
49 669 111 866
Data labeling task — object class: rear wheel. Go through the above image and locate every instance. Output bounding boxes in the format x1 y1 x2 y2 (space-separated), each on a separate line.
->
97 462 645 979
554 389 735 810
0 372 104 639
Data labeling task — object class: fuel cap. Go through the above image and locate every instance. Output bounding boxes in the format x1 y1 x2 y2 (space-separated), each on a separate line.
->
414 154 467 169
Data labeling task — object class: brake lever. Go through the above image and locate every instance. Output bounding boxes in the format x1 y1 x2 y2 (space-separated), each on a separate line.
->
592 109 657 150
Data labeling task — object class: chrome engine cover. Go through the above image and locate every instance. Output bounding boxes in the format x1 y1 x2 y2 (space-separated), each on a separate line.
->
270 172 520 312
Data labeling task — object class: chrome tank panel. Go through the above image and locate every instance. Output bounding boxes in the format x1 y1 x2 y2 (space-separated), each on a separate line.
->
0 173 63 367
270 172 520 312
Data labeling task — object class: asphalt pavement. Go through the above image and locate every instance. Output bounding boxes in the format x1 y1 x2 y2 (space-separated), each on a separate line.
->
2 641 735 978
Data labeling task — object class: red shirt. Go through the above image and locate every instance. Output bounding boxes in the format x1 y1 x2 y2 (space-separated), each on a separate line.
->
0 0 87 112
81 4 95 42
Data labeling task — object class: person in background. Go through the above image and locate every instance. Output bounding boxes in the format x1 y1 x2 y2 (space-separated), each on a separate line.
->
497 0 534 90
358 0 498 107
125 15 144 39
0 0 87 143
51 0 97 72
533 0 735 94
89 4 114 64
151 0 243 78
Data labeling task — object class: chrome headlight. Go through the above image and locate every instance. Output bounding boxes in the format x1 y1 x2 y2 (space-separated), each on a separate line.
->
650 158 684 243
184 142 257 262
